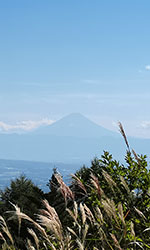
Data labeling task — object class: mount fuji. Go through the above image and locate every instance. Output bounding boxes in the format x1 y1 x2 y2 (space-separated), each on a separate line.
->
33 113 118 138
0 113 149 163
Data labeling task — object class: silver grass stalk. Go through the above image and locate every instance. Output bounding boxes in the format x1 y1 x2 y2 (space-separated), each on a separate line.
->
118 122 130 150
102 198 119 226
82 223 89 243
83 203 95 224
120 176 130 194
90 173 104 198
37 214 62 241
118 203 125 226
27 239 36 250
76 239 84 250
46 241 57 250
102 170 117 190
43 242 48 250
38 200 63 241
64 234 72 250
0 216 14 245
42 200 62 226
71 174 87 194
27 228 39 250
54 175 74 203
132 149 140 163
79 203 86 225
67 227 78 237
7 207 48 239
66 207 78 225
110 233 122 250
73 201 78 221
9 202 22 236
0 232 6 243
134 206 146 220
95 206 103 223
130 221 135 238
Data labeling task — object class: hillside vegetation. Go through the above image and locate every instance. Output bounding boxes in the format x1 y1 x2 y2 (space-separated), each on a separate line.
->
0 124 150 249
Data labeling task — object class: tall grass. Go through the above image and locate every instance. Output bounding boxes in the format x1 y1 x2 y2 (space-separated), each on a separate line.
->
0 123 150 249
0 169 149 250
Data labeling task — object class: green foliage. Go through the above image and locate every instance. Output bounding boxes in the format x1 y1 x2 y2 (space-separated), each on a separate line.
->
0 175 44 218
76 151 150 207
73 150 150 248
1 148 150 249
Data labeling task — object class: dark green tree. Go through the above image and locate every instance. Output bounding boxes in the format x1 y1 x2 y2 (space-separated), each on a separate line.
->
0 175 45 249
0 175 44 218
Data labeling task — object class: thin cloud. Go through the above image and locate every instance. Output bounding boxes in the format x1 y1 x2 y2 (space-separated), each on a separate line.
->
0 119 54 132
112 121 118 128
145 65 150 71
140 121 150 129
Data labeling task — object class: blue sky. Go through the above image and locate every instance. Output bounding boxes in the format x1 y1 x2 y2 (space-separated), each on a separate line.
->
0 0 150 137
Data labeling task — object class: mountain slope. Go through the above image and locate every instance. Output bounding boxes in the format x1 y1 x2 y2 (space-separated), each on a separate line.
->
34 113 118 138
0 113 149 163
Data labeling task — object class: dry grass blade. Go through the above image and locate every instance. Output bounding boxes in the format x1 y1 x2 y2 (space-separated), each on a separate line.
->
132 149 141 163
83 203 95 224
42 200 62 226
102 199 112 218
43 242 48 250
73 201 78 221
27 228 39 250
66 208 77 224
79 203 86 225
65 234 73 250
118 122 130 150
67 227 77 237
118 203 125 226
128 241 144 249
71 174 87 194
7 208 48 239
102 170 117 192
37 214 62 241
110 233 122 250
66 206 81 235
102 198 119 226
54 174 74 203
134 207 146 220
82 223 89 243
130 221 135 238
95 206 103 223
90 173 104 198
0 216 14 245
45 241 57 250
120 176 130 194
39 200 64 243
9 202 22 235
0 232 6 243
76 239 84 250
27 239 36 250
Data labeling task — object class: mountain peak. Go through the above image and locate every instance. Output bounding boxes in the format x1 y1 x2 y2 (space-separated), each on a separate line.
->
34 113 118 138
57 113 92 125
